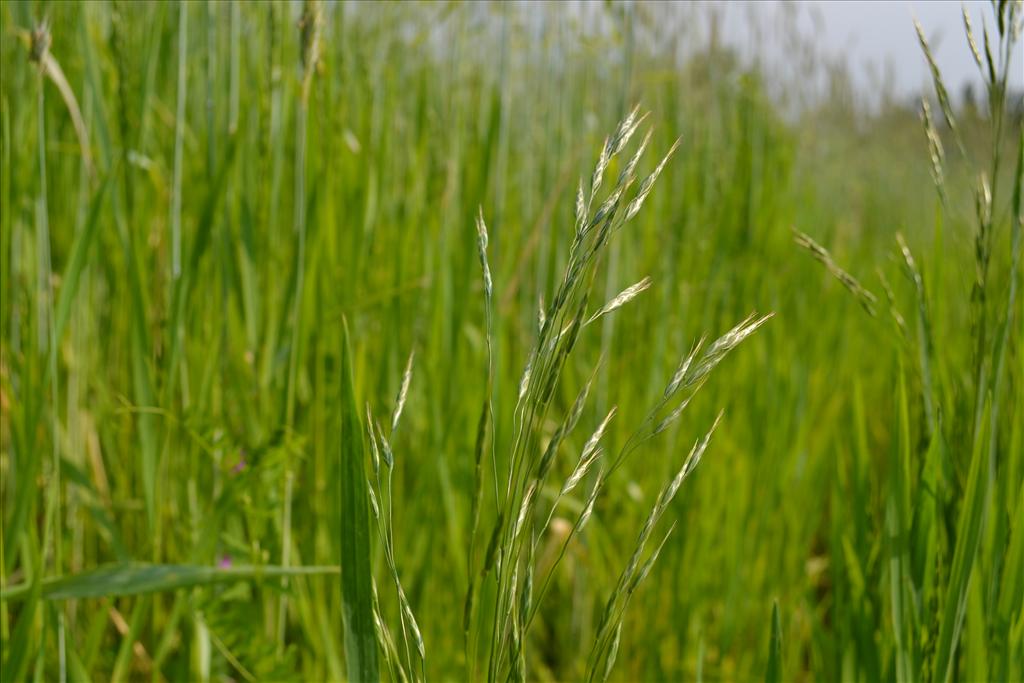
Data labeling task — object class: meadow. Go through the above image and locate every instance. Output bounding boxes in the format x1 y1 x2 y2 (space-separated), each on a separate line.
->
1 1 1022 681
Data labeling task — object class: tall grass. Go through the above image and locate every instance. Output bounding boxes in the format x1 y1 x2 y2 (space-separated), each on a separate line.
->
796 5 1022 682
1 1 1021 681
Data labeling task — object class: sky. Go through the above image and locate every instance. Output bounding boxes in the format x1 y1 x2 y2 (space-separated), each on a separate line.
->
774 1 1021 98
390 1 1019 106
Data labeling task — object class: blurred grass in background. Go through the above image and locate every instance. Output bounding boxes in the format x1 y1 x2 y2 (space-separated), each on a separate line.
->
1 1 1021 681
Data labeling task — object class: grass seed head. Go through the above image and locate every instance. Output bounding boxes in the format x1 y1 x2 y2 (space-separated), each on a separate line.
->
586 276 653 326
391 350 415 434
376 421 394 469
794 229 878 316
475 207 492 299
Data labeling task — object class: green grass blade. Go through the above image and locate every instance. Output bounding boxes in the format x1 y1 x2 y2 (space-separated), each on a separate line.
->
50 179 108 351
0 568 40 683
66 640 92 683
338 319 380 683
933 397 992 683
110 595 148 683
888 361 916 683
992 481 1024 682
765 600 782 683
0 563 339 602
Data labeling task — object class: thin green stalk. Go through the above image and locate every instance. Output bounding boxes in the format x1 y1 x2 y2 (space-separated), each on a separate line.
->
33 37 67 683
281 0 321 653
170 0 187 279
276 471 294 653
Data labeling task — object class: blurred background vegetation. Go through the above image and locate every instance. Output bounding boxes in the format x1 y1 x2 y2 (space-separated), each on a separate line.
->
1 1 1021 681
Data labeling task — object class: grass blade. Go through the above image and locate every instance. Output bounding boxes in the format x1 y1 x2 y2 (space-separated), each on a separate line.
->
0 563 339 602
765 600 782 683
933 397 992 683
0 567 40 683
51 179 108 349
338 319 380 682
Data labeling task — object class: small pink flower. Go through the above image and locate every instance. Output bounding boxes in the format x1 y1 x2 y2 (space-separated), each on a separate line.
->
218 554 232 569
233 451 247 474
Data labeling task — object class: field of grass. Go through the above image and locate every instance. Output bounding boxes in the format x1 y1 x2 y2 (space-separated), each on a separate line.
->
1 1 1022 681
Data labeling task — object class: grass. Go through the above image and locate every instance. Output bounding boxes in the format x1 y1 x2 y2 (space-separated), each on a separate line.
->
1 1 1022 681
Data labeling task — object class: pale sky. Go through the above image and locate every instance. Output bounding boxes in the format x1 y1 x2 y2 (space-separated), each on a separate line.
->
751 1 1022 99
812 1 1020 93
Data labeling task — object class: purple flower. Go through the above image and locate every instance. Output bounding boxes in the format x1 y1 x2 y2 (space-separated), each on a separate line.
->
218 554 232 569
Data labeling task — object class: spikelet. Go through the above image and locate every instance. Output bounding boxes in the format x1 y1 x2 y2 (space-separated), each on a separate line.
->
575 470 603 532
574 180 586 236
376 421 394 469
367 481 380 520
876 267 909 339
653 391 698 437
665 336 705 398
475 207 492 299
914 18 961 148
518 352 534 401
794 229 878 316
586 277 652 326
609 105 646 156
391 350 415 434
560 446 603 497
298 0 322 104
962 5 984 69
687 313 774 385
582 408 616 459
601 624 623 683
920 98 947 202
628 524 676 595
625 138 681 222
591 137 611 202
366 404 381 476
537 361 601 481
616 128 652 189
513 482 537 541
